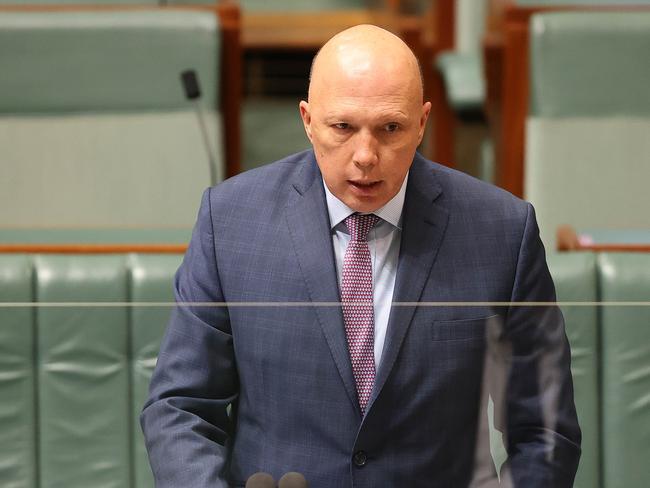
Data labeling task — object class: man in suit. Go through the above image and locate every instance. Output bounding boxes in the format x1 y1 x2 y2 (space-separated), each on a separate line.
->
141 25 580 487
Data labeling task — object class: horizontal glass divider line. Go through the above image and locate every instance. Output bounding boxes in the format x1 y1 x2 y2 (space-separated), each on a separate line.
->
0 301 648 308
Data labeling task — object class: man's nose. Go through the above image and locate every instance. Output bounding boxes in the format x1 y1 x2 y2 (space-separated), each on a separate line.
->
352 131 379 168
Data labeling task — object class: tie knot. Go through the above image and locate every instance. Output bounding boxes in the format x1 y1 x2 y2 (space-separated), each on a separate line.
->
345 213 379 242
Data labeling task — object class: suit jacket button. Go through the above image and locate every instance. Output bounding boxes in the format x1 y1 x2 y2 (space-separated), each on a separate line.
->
353 450 367 467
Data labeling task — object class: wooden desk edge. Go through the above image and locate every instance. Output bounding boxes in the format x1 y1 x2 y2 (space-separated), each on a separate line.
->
557 225 650 253
0 244 188 254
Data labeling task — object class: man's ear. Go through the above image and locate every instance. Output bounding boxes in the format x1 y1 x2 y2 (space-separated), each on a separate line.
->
418 101 432 142
299 100 313 143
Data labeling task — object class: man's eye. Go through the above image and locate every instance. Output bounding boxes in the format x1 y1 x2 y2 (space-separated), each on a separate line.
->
385 123 399 132
333 123 349 130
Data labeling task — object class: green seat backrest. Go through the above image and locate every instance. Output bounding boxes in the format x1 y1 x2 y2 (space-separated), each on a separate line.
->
547 252 599 488
524 11 650 249
599 253 650 488
242 98 309 170
0 10 223 228
0 256 37 487
0 254 182 488
435 0 488 111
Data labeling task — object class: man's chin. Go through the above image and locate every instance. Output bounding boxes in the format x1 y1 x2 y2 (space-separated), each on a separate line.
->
343 196 387 214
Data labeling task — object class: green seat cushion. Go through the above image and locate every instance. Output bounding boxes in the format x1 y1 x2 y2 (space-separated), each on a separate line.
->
36 255 131 488
599 253 650 488
0 254 183 487
129 254 182 488
547 252 599 488
0 256 36 488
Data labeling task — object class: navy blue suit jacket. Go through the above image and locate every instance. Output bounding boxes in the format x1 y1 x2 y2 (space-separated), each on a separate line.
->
141 151 581 487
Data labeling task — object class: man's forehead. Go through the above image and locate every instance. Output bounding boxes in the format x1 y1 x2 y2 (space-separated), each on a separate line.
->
309 26 423 103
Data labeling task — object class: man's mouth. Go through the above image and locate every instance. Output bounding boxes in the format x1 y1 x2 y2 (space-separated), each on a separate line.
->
349 180 381 189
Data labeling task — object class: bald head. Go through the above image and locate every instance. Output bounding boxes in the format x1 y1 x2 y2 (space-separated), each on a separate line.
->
308 24 423 103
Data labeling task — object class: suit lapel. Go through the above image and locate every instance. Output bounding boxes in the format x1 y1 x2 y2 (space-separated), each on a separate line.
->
367 155 450 412
284 153 360 414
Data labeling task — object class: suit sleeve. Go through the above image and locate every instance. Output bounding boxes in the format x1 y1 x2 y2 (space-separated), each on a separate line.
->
500 203 581 487
140 188 237 487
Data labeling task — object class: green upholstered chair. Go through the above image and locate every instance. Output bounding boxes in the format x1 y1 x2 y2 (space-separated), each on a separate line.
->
598 253 650 488
0 254 182 488
0 10 224 229
523 11 650 250
435 0 487 113
547 252 600 488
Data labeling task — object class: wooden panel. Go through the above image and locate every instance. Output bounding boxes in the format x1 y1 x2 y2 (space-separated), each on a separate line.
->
558 226 650 253
243 10 398 50
429 0 456 166
0 244 187 254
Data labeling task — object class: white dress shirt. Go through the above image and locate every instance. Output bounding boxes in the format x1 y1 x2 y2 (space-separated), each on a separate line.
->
322 174 407 368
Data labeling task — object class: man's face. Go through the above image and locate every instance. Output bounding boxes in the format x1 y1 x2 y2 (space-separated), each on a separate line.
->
300 69 430 213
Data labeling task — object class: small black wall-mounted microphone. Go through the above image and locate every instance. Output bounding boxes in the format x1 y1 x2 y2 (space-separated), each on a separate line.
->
181 70 201 100
180 69 218 186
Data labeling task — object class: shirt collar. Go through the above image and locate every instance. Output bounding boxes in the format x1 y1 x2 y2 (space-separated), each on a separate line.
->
323 171 408 231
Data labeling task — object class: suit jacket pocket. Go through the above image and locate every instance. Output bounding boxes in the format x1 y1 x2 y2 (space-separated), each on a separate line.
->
431 315 500 343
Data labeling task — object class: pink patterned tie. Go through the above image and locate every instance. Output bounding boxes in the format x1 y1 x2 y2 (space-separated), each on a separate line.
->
341 213 379 414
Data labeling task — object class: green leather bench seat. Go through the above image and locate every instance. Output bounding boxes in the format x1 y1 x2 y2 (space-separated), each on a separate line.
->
599 253 650 488
524 11 650 250
0 10 223 228
547 252 599 488
0 256 37 487
1 252 648 486
0 254 182 488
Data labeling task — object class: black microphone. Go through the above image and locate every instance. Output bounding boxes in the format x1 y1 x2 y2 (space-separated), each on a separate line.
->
278 472 309 488
180 69 218 186
245 472 275 488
